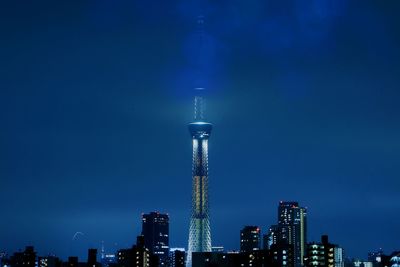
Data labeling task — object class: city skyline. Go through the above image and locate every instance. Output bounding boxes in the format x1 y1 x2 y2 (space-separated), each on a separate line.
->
1 0 400 262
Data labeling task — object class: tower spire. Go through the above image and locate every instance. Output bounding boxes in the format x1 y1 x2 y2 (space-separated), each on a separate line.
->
194 88 205 121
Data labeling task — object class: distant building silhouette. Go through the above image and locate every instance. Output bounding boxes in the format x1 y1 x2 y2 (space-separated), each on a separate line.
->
240 226 261 252
116 235 158 267
10 246 36 267
142 212 169 266
38 256 61 267
67 257 79 267
87 249 100 267
192 249 293 267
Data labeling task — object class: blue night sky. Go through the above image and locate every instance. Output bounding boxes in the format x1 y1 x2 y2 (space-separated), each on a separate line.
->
1 0 400 261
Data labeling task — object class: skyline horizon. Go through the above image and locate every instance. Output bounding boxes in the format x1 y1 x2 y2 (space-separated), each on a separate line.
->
1 1 399 263
0 199 390 261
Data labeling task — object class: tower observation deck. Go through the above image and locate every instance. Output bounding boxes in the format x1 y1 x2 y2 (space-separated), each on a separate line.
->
186 90 212 267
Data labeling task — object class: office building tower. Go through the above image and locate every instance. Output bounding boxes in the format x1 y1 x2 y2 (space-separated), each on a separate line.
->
187 89 213 267
240 226 261 252
168 249 185 267
142 212 169 266
278 201 307 267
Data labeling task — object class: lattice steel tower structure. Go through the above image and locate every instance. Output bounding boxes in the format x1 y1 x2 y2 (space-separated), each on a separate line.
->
186 90 212 267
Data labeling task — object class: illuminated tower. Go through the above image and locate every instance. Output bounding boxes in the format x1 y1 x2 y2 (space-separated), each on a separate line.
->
186 90 212 267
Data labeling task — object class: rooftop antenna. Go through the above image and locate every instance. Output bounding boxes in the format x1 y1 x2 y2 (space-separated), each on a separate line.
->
193 15 206 122
194 88 205 121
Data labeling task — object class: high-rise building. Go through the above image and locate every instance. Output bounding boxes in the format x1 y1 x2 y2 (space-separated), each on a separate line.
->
240 226 261 253
277 201 307 267
142 212 169 266
187 90 213 267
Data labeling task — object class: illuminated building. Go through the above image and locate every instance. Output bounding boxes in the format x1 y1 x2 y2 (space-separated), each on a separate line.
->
116 236 156 267
269 244 294 267
187 90 213 266
263 225 291 250
240 226 261 252
142 212 169 266
278 201 307 267
304 235 343 267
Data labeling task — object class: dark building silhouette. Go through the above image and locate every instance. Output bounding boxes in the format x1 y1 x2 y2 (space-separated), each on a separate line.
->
0 252 9 267
38 256 62 267
192 252 239 267
87 249 99 267
67 257 79 267
142 212 169 266
116 235 158 267
10 246 36 267
240 226 261 252
192 248 293 267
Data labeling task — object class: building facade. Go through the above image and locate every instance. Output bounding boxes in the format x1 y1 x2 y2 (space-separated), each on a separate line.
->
168 249 185 267
240 226 261 253
304 235 344 267
277 201 307 267
142 212 169 266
